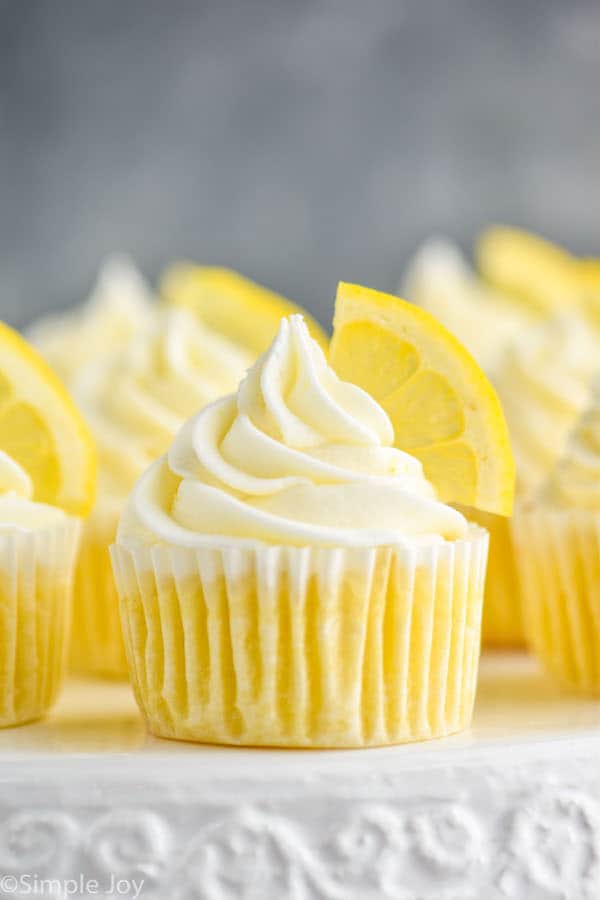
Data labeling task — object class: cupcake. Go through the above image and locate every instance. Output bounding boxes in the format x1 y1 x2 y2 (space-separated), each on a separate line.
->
112 313 491 747
404 230 600 647
512 385 600 693
27 256 153 383
0 454 80 726
0 321 94 726
473 315 599 646
71 307 253 677
404 238 534 646
403 238 535 376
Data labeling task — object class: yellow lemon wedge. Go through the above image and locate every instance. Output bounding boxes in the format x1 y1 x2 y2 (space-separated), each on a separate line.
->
161 265 328 355
577 259 600 320
0 321 96 515
329 282 515 515
476 226 579 315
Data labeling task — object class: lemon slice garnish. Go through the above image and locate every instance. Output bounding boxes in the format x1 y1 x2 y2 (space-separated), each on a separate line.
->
161 265 328 355
329 282 514 515
476 226 579 315
0 321 96 515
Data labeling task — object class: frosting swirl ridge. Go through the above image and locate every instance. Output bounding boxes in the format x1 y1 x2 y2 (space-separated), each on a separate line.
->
119 315 467 548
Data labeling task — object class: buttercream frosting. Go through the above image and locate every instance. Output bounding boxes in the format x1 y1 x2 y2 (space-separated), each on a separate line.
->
118 315 467 548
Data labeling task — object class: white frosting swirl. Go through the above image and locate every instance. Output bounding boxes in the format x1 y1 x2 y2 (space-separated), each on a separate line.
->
494 315 599 496
118 316 467 549
403 238 536 375
541 380 600 509
27 256 153 382
0 451 68 530
75 306 253 502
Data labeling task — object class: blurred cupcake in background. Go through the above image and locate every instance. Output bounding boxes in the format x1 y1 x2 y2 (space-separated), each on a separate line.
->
27 256 153 382
513 381 600 693
53 263 328 678
70 306 253 677
0 321 95 725
477 314 599 645
0 452 81 725
403 226 600 647
481 230 600 647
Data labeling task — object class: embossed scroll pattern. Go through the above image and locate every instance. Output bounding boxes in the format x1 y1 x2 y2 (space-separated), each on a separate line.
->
0 788 598 899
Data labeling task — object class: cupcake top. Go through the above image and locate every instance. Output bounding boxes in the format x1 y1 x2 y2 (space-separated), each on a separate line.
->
403 239 535 375
0 451 69 530
494 314 599 497
541 381 600 509
27 256 153 383
75 306 253 504
118 315 467 549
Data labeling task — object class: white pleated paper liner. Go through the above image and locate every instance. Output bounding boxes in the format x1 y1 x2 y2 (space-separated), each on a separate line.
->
112 525 488 748
0 516 81 727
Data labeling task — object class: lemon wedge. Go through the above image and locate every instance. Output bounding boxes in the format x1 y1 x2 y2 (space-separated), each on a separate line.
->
329 282 515 515
161 265 328 355
0 321 96 515
577 259 600 321
476 226 579 315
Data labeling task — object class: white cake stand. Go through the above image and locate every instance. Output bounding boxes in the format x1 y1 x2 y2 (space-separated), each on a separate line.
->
0 654 598 899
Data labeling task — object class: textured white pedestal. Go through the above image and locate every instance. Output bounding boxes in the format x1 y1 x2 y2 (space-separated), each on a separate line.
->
1 654 599 899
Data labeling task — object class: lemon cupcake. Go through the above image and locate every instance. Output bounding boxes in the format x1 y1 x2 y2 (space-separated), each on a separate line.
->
512 385 600 693
403 237 536 647
71 306 253 677
0 455 81 726
27 256 153 383
473 315 599 646
405 229 600 647
112 285 514 748
0 322 94 726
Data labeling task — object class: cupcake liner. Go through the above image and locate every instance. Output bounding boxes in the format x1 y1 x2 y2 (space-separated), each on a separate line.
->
512 507 600 694
71 505 128 678
467 508 525 647
111 526 488 748
0 517 81 727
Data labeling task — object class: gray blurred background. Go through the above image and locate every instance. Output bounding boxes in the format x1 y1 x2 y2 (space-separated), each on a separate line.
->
2 0 600 327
